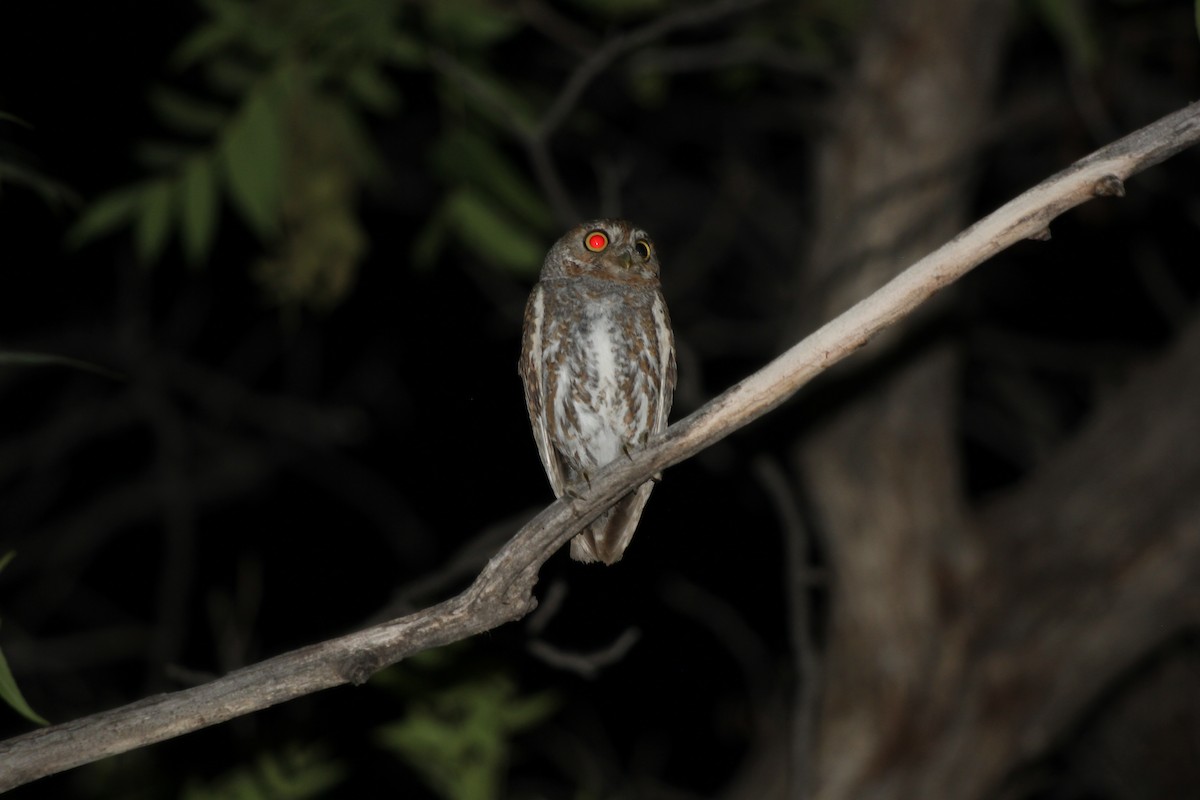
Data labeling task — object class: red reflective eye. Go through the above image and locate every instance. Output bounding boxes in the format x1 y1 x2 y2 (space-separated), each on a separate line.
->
585 231 608 252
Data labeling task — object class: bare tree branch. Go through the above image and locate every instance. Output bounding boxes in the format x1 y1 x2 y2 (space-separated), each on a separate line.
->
533 0 772 142
1 101 1198 792
430 0 773 225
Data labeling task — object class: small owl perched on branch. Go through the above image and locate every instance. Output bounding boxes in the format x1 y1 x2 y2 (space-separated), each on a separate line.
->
519 220 677 564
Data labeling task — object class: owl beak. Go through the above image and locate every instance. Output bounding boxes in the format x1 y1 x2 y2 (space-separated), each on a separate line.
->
620 250 634 270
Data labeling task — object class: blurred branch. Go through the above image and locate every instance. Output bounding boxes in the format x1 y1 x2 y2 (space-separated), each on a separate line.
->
516 0 595 56
752 456 820 800
527 628 642 680
629 40 829 77
535 0 771 140
431 0 773 224
1 101 1199 791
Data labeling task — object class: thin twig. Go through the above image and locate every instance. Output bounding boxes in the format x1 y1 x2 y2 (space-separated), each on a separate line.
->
527 628 642 680
752 456 820 800
430 0 772 224
534 0 772 141
1 102 1198 792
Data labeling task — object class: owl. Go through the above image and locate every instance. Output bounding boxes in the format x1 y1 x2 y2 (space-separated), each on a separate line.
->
519 219 677 564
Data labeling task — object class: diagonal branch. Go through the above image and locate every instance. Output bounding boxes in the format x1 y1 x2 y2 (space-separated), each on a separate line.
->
1 101 1198 792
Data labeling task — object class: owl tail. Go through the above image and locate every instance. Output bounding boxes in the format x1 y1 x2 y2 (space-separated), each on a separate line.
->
569 481 657 565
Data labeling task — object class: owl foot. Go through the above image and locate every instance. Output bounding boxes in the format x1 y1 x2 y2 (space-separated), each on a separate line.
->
562 471 592 501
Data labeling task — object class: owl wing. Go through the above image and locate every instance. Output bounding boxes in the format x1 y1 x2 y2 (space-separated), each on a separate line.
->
651 289 677 433
519 284 570 498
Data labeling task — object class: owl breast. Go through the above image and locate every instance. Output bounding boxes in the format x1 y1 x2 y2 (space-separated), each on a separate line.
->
545 282 666 475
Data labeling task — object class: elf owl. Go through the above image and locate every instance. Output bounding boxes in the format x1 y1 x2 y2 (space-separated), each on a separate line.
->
519 220 676 564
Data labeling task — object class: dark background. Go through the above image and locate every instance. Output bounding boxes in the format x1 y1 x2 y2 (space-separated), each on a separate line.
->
1 1 1198 797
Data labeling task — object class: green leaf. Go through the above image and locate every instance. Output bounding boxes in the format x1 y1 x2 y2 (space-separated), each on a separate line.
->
0 351 123 379
498 690 559 729
325 105 388 187
133 140 197 170
65 185 144 250
346 65 400 114
172 0 254 69
0 551 14 574
435 64 537 136
374 675 557 800
0 111 31 127
172 23 237 69
180 743 346 800
150 89 229 135
181 157 219 265
0 160 78 209
431 131 552 231
0 623 48 727
135 179 173 263
411 200 452 270
220 86 283 240
387 32 424 66
445 188 544 276
205 58 259 97
1032 0 1100 71
427 0 519 47
627 67 669 108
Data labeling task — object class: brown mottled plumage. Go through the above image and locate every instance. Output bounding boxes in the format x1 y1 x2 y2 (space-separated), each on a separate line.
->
519 220 676 564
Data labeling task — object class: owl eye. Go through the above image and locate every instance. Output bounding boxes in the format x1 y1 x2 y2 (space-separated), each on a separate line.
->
584 231 608 252
635 239 652 261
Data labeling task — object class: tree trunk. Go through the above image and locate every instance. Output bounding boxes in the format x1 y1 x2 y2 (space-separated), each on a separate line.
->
795 1 1008 796
805 305 1200 800
790 2 1200 798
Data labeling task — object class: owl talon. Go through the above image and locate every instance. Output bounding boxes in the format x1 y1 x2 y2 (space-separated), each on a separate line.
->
563 470 591 500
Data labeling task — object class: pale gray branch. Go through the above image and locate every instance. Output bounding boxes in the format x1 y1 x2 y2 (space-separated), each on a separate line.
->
1 102 1198 792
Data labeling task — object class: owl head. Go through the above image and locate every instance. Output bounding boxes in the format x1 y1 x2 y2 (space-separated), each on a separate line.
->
540 219 661 284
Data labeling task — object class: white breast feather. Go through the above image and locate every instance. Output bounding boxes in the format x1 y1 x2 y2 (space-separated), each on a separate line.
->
549 297 635 470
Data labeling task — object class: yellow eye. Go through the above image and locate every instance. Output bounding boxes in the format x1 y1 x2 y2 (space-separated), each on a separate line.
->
635 239 652 261
584 231 608 252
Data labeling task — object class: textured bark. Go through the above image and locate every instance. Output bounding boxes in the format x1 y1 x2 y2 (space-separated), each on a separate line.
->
811 309 1200 800
796 1 1010 797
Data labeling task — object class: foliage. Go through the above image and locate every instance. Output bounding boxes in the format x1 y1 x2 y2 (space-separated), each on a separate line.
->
373 647 559 800
413 131 552 277
61 0 566 307
67 0 418 310
1031 0 1101 71
0 350 123 380
179 743 346 800
0 113 77 210
403 0 558 280
58 0 860 305
0 553 48 727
